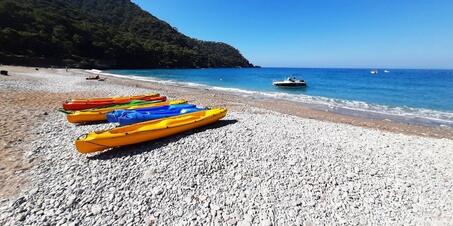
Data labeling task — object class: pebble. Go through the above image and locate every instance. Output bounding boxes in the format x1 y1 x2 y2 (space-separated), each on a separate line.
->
151 187 164 196
237 220 252 226
15 213 26 222
260 218 272 226
210 204 221 211
66 195 76 206
90 205 102 215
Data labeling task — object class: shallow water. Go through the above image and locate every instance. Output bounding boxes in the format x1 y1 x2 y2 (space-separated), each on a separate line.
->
106 68 453 127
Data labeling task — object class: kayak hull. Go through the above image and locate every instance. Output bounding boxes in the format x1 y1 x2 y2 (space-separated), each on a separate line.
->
66 99 186 123
63 94 161 110
68 93 159 103
75 108 227 153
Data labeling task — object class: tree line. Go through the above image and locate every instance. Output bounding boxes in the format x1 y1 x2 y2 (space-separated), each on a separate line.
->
0 0 253 69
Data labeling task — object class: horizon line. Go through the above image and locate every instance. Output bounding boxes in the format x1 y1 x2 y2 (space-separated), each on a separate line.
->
256 66 453 70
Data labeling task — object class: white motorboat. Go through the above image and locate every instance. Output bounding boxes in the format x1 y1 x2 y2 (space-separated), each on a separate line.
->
273 76 307 87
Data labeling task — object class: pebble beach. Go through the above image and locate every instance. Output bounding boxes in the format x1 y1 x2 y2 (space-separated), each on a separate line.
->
1 66 453 225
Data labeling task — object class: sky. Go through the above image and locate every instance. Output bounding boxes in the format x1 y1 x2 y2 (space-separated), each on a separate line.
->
132 0 453 69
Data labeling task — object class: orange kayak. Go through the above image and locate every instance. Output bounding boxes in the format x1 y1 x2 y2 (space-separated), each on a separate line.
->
63 94 164 110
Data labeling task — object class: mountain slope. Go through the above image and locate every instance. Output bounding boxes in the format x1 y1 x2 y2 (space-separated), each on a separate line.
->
0 0 253 68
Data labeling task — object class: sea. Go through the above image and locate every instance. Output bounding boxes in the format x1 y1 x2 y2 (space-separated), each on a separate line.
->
103 68 453 127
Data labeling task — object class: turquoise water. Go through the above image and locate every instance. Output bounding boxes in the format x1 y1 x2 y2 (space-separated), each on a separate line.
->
106 68 453 126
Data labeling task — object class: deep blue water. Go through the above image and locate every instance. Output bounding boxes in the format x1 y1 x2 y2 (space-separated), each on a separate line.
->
106 68 453 125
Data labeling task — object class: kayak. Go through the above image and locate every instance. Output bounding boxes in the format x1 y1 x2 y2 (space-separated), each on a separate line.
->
118 106 207 126
61 100 152 114
67 93 159 103
72 100 156 112
63 94 162 111
109 104 207 126
63 95 165 111
66 99 186 124
75 108 227 153
106 103 198 123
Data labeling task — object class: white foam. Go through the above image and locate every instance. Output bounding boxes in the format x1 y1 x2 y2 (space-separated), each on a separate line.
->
94 70 453 127
85 69 102 74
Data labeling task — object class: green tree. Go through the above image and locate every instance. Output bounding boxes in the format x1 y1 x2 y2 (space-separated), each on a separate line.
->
0 0 253 69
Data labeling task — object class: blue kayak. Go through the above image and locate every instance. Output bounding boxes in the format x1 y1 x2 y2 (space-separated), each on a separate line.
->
108 104 207 126
106 104 197 123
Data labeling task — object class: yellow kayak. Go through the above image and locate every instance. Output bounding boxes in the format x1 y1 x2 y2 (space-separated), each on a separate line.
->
75 108 227 153
67 100 187 123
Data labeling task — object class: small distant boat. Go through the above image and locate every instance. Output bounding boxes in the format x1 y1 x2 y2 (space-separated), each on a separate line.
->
273 76 307 87
370 69 378 75
384 70 390 73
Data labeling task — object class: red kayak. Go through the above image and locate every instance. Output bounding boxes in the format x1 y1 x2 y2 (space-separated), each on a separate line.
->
63 96 167 111
67 93 159 103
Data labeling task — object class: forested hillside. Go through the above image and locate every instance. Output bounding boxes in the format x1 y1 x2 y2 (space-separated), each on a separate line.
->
0 0 253 68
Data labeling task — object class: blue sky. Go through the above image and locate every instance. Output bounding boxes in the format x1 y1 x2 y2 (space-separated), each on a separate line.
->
133 0 453 69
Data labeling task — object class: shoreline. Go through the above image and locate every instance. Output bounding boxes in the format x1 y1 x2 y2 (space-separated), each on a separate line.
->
1 65 453 224
84 68 453 139
98 69 453 128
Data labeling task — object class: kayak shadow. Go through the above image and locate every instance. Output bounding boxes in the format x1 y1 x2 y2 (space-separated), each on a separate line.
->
87 119 238 160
